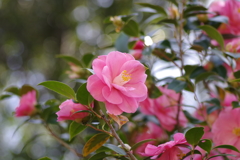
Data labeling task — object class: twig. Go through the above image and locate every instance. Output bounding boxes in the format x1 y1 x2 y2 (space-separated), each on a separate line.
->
44 124 83 157
85 124 111 135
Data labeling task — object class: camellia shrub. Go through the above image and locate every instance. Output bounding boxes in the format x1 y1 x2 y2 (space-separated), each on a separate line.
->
2 0 240 159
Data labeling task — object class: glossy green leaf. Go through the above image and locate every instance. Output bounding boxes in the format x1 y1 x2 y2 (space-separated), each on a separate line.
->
183 111 206 124
131 139 156 151
185 127 204 146
213 145 240 153
136 3 167 16
83 133 110 157
158 18 177 26
232 101 240 109
57 55 82 66
115 33 129 53
168 79 187 93
198 139 212 153
122 20 139 37
95 146 112 153
182 150 202 159
199 25 224 49
103 144 126 155
38 81 75 100
184 65 198 76
190 66 206 79
183 5 207 17
76 83 93 105
88 152 109 160
69 121 87 141
195 72 217 84
207 105 220 114
38 157 52 160
4 86 20 96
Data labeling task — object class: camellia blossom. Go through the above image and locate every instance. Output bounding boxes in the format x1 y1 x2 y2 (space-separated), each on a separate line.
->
141 133 189 160
209 0 240 35
15 90 37 117
87 51 147 115
133 122 168 154
140 86 187 131
212 108 240 158
226 38 240 53
56 99 93 122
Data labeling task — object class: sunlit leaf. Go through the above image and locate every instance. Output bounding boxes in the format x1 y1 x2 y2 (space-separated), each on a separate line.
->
122 20 139 37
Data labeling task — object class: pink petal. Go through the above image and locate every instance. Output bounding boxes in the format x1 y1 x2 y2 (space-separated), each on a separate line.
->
123 83 148 98
102 86 123 104
92 56 106 81
118 95 138 113
102 66 112 89
105 101 123 115
87 75 106 101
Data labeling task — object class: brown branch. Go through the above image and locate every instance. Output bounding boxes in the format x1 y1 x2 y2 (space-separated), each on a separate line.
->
85 124 111 135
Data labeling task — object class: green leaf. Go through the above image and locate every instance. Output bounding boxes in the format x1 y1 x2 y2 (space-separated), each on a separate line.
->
207 105 220 114
182 150 202 159
232 101 240 109
159 39 172 49
213 145 240 153
208 154 237 160
38 157 52 160
38 81 75 100
168 0 178 6
122 20 139 37
185 127 204 146
158 18 178 26
83 133 110 157
195 72 217 84
115 33 129 53
168 79 187 93
183 111 206 124
198 139 212 153
96 146 112 153
4 86 20 96
57 55 82 66
199 25 224 50
131 139 156 151
69 121 87 141
82 53 95 67
20 85 37 96
148 84 162 98
184 65 198 76
0 94 11 100
103 144 127 155
234 70 240 79
190 66 206 79
183 5 207 17
209 16 228 24
76 83 93 105
136 3 167 16
88 152 109 160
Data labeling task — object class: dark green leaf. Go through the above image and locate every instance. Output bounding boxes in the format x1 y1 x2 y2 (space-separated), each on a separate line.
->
159 39 171 49
234 70 240 79
168 79 187 93
199 25 224 49
76 83 93 105
168 0 178 6
209 16 228 24
225 52 240 59
208 154 237 160
184 65 198 76
184 5 207 17
122 20 139 37
185 127 204 146
83 133 110 156
207 106 220 114
82 54 95 67
38 81 75 100
158 18 177 26
115 33 129 53
128 41 137 49
198 139 212 153
57 55 82 66
96 146 112 153
232 101 240 109
38 157 52 160
182 150 202 159
184 17 201 30
190 66 206 79
205 98 220 106
69 121 87 141
4 86 20 96
148 84 162 98
103 144 127 155
131 139 156 151
20 85 37 96
213 145 240 153
0 94 11 100
136 3 167 16
183 110 206 124
88 152 109 160
195 72 217 84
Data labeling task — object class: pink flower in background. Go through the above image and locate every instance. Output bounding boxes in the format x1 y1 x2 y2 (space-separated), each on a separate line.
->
133 40 145 50
56 99 92 122
130 50 142 60
212 108 240 158
139 97 154 115
209 0 240 35
141 133 189 160
153 86 187 131
87 51 147 115
133 122 168 154
15 90 37 117
226 38 240 53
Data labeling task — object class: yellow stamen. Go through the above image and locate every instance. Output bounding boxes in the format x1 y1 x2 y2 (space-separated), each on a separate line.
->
233 127 240 136
238 8 240 13
121 70 131 82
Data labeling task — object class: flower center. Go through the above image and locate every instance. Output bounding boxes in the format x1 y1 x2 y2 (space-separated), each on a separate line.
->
113 70 131 86
233 127 240 136
238 8 240 13
177 151 186 159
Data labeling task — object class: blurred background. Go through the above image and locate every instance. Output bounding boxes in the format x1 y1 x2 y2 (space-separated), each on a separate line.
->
0 0 211 159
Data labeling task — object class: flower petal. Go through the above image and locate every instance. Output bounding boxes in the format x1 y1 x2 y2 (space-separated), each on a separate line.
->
87 75 106 101
102 86 123 104
105 101 123 115
118 95 138 113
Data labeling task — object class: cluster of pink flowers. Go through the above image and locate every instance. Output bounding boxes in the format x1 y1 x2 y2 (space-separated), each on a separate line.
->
140 86 187 131
87 51 148 115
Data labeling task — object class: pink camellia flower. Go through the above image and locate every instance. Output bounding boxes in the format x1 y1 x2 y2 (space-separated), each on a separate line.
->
209 0 240 35
212 108 240 158
15 90 37 117
130 50 142 60
133 40 145 50
226 38 240 53
133 122 168 154
141 133 189 160
87 51 147 115
56 99 93 122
